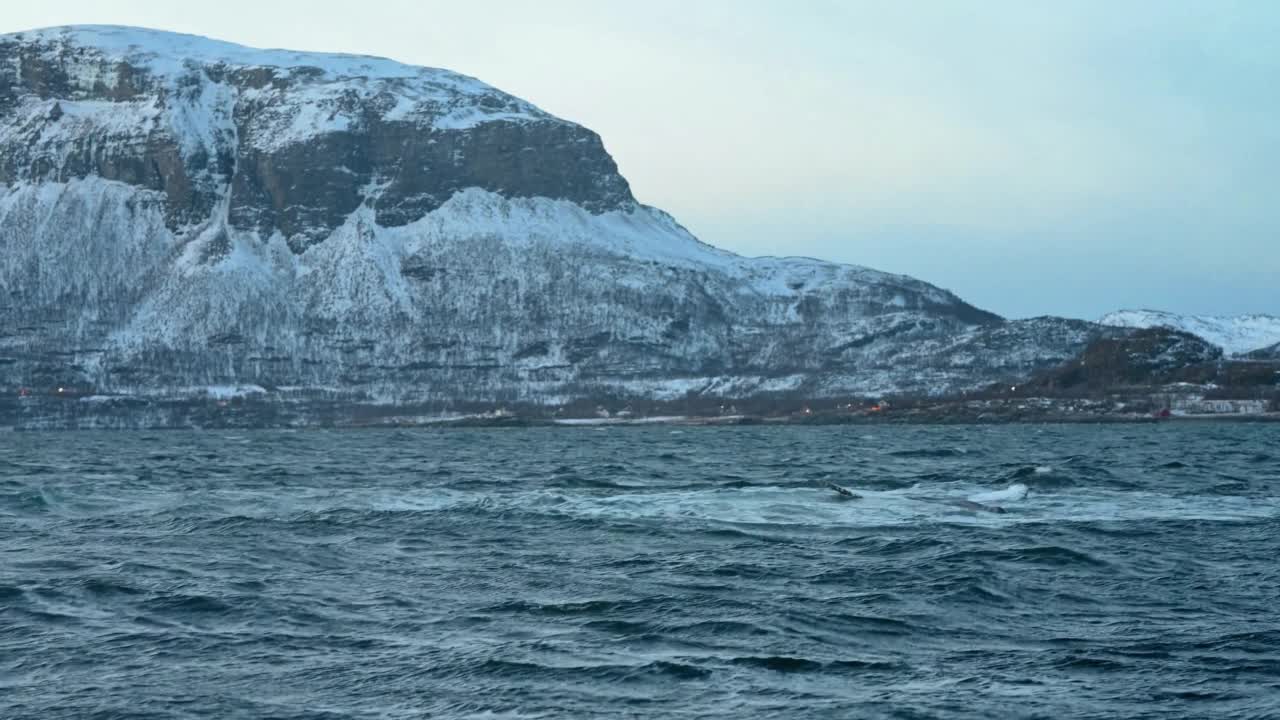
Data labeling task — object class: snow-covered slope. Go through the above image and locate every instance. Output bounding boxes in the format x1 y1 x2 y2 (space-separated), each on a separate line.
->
0 26 1101 420
1099 310 1280 357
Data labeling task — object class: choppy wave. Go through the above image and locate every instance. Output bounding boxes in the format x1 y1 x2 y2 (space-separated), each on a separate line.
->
2 424 1277 718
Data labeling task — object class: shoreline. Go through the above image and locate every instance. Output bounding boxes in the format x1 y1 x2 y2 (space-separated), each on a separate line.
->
6 409 1278 432
5 388 1276 431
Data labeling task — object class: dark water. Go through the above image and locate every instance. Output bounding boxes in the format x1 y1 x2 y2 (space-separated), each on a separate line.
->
3 424 1279 719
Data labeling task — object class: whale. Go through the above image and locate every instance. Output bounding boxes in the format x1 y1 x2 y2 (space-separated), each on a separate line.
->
824 482 1016 514
950 483 1030 513
946 498 1008 514
827 482 862 500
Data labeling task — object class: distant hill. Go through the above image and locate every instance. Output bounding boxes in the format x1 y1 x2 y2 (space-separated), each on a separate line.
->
1099 310 1280 357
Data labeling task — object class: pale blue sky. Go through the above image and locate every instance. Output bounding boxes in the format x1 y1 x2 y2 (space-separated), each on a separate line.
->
7 1 1277 319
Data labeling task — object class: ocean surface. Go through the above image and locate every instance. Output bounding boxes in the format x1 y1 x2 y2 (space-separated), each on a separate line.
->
3 424 1278 719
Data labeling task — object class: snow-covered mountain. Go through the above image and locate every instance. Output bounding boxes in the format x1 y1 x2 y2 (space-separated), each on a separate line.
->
0 26 1101 418
1099 310 1280 358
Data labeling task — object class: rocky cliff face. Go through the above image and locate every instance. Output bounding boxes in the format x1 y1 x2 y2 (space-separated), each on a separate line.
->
0 26 631 246
1 27 1104 426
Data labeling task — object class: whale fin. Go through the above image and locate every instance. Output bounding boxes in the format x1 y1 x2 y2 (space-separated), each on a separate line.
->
828 482 861 499
950 498 1007 514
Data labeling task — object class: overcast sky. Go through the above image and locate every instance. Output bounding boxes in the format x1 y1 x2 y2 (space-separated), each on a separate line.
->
6 1 1277 319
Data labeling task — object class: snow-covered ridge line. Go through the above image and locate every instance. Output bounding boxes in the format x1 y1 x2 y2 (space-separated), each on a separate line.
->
1099 309 1280 357
5 25 465 83
1 25 553 139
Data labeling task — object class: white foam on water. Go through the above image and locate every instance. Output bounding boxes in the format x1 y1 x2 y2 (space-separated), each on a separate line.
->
521 486 959 528
969 483 1030 504
506 484 1280 529
364 490 480 514
25 477 1279 532
1014 490 1280 524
